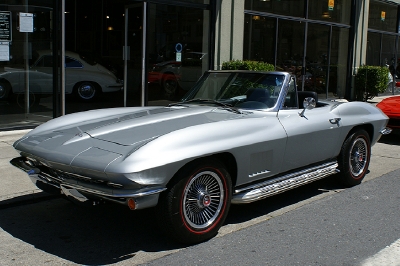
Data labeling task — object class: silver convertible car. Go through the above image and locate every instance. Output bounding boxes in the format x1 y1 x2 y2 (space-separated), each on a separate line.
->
10 70 391 244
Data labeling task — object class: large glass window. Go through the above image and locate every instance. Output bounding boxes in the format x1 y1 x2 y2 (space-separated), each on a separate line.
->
277 20 305 81
147 4 210 104
303 24 330 95
330 26 349 98
243 15 276 64
0 1 54 130
368 0 397 32
64 1 210 111
308 0 351 24
243 4 350 98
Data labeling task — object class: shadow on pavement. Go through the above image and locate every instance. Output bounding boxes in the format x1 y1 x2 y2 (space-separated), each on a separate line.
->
0 176 342 265
378 132 400 145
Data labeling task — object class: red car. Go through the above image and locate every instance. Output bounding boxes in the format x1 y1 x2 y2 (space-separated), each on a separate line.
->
376 96 400 131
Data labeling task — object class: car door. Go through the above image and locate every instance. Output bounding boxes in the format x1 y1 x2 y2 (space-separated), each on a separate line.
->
277 104 344 173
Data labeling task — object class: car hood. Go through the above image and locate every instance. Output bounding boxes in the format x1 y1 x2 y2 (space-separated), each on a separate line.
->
14 106 243 160
81 106 242 145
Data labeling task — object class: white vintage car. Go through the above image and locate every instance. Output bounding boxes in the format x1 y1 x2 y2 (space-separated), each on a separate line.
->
0 50 123 101
11 70 391 244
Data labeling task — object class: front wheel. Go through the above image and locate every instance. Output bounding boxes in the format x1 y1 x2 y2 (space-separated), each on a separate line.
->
338 129 371 187
157 159 232 244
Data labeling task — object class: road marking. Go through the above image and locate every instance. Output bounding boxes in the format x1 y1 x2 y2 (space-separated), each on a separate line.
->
361 238 400 266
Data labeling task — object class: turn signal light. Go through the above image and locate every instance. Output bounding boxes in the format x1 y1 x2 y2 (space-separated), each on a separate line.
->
127 198 136 210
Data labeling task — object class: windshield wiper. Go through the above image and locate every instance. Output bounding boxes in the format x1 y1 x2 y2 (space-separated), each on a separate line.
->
169 99 242 114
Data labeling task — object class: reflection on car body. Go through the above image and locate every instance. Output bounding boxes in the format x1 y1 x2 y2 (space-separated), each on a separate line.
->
0 50 123 102
10 70 391 244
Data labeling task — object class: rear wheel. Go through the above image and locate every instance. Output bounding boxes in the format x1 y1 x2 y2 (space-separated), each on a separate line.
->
157 159 232 244
338 129 371 187
75 82 97 101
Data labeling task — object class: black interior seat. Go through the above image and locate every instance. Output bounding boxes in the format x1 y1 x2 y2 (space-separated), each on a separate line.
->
247 88 271 105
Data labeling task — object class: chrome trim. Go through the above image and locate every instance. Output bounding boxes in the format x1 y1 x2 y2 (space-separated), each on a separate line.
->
249 169 271 178
232 161 339 204
11 156 167 199
380 127 392 135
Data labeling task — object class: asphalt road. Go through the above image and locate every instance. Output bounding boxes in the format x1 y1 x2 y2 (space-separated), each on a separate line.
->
0 133 399 265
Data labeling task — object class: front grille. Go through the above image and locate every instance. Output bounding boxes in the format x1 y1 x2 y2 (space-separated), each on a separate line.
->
31 160 124 189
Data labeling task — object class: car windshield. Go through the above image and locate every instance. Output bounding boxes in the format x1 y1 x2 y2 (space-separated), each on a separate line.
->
181 72 285 109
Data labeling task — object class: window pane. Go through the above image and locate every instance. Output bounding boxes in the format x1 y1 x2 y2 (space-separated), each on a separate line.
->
366 32 381 66
243 14 276 64
368 0 397 32
308 0 351 25
0 2 54 129
245 0 305 18
330 27 349 98
276 20 305 81
303 24 330 95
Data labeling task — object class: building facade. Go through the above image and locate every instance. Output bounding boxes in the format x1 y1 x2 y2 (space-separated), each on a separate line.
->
0 0 399 129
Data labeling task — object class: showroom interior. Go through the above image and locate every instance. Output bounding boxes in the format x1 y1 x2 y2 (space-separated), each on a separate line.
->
0 0 399 130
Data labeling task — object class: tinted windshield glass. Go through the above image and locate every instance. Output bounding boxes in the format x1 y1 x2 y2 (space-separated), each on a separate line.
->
183 72 285 109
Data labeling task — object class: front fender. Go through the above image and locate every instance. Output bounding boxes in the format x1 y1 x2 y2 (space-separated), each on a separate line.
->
106 113 287 186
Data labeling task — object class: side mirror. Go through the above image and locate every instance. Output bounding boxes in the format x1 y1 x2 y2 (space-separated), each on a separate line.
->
299 97 316 117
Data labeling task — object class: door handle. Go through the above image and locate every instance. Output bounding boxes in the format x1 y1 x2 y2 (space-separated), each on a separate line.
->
329 118 341 124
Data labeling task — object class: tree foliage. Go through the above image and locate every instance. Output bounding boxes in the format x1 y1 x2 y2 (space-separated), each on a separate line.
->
222 60 275 71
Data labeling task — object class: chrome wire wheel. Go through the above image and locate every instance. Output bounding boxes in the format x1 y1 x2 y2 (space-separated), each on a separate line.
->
349 138 368 177
157 159 231 244
182 170 224 229
338 129 370 187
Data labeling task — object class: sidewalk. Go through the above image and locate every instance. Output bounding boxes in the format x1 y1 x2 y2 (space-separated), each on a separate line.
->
0 95 395 209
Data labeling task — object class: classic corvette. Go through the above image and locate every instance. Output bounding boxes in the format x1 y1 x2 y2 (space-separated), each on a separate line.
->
10 70 391 244
376 95 400 131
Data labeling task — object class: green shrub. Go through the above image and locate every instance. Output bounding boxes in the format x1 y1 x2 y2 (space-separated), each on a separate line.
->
222 60 275 71
354 65 390 101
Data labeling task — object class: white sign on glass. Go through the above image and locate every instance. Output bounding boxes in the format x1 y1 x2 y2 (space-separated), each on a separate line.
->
0 42 10 61
19 12 34 33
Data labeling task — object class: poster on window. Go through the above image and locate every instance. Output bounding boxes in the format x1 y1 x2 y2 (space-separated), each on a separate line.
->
0 11 12 41
19 12 34 33
0 42 10 61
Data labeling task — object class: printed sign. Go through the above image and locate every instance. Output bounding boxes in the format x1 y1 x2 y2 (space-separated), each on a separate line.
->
19 12 34 33
328 0 334 11
0 42 10 61
0 12 11 41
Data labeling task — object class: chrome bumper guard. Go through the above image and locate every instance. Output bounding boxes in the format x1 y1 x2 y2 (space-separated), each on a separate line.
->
10 157 166 210
380 127 392 135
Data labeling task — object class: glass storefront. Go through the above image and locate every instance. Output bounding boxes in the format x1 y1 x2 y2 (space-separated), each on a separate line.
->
244 0 351 98
0 1 54 130
366 0 399 95
0 0 211 129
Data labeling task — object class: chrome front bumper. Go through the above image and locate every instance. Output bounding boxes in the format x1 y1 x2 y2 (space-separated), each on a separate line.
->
10 157 166 210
